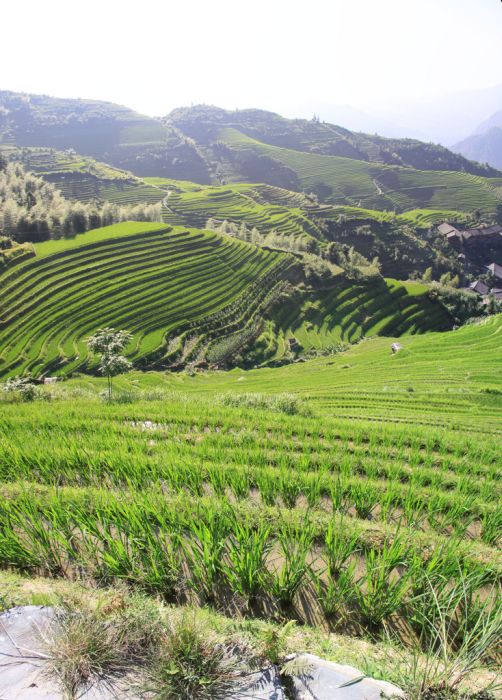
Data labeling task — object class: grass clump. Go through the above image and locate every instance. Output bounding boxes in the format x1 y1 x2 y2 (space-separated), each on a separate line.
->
144 613 245 700
44 592 163 699
217 391 308 415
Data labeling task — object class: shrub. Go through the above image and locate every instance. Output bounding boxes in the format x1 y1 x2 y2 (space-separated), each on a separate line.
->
216 391 308 415
2 376 38 401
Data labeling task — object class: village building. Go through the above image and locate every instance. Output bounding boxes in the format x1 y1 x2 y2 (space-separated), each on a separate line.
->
469 280 489 295
486 262 502 280
438 222 502 248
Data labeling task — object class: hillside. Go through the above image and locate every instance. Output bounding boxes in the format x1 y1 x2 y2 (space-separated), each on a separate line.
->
212 128 502 213
13 147 166 204
3 90 501 211
0 221 455 378
0 90 212 181
454 126 502 172
167 105 499 176
0 315 500 684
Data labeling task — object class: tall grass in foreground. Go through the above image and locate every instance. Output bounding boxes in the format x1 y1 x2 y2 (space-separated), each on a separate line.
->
379 572 502 699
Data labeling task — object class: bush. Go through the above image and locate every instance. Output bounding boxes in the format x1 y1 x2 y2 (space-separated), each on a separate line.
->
217 392 308 415
428 284 484 324
1 376 38 401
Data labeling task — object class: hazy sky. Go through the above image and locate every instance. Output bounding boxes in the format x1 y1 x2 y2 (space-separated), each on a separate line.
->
2 0 501 118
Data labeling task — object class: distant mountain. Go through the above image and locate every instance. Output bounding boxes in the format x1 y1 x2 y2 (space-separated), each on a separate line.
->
0 90 212 182
368 84 502 146
453 110 502 170
166 104 499 177
474 109 502 134
454 127 502 170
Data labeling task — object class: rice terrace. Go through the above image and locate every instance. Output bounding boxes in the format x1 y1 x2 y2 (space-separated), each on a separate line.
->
1 3 502 698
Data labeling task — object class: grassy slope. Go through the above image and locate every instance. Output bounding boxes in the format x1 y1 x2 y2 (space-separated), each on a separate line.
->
107 314 501 429
219 128 502 213
0 317 500 677
249 278 452 366
318 205 471 230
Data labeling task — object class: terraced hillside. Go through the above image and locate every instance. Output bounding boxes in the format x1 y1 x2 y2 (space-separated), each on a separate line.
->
218 128 502 213
162 182 322 241
0 222 294 377
321 205 471 230
0 91 212 181
167 105 500 176
254 279 453 364
153 179 470 279
13 147 166 204
0 221 456 378
0 317 500 665
166 314 502 426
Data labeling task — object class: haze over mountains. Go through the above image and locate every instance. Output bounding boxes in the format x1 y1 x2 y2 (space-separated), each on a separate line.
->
453 108 502 171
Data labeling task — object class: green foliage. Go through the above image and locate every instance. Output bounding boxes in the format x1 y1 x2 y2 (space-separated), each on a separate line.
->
0 314 500 665
0 224 290 377
0 161 162 243
87 328 133 399
428 284 485 324
217 392 306 415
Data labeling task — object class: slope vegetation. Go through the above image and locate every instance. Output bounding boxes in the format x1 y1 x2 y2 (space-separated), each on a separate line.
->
0 316 500 654
0 221 455 378
13 147 166 204
0 90 212 181
218 128 502 213
167 105 499 176
0 223 293 376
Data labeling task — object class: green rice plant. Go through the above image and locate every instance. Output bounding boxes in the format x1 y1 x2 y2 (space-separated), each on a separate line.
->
480 509 502 547
304 473 323 508
379 489 398 524
206 465 228 497
256 469 277 506
182 514 229 603
270 522 314 607
353 537 410 632
80 506 181 599
2 499 78 577
223 521 271 606
403 491 428 529
312 562 357 623
279 472 301 509
324 517 360 578
330 478 347 513
351 482 379 520
230 469 250 501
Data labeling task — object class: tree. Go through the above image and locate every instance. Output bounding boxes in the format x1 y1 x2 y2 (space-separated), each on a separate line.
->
422 266 433 283
87 328 133 400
